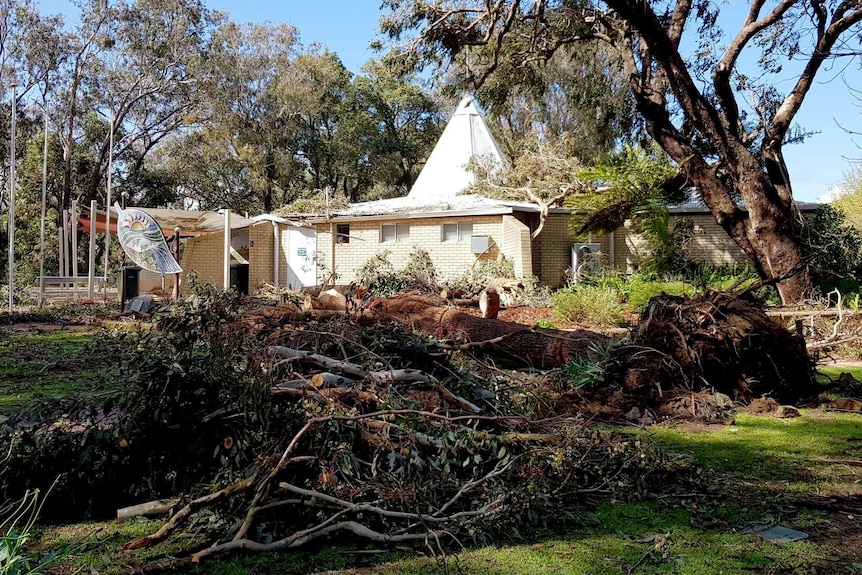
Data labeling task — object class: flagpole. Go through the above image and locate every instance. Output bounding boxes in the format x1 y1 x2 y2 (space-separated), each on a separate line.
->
38 103 49 308
103 110 113 300
7 81 17 316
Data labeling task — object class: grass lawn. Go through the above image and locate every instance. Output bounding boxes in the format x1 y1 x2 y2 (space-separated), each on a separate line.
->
817 364 862 384
0 328 123 412
9 329 862 574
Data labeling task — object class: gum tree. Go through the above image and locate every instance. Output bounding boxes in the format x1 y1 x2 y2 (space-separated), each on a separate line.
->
381 0 862 303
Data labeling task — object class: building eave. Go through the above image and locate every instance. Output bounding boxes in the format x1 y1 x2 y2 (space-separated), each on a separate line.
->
309 206 515 224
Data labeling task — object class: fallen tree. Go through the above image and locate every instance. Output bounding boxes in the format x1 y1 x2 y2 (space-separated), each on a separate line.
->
583 291 818 422
112 290 702 561
285 292 610 368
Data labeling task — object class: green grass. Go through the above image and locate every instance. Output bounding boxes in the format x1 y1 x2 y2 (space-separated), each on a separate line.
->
818 365 862 383
624 276 693 309
650 412 862 483
0 329 121 412
552 285 625 325
31 502 825 575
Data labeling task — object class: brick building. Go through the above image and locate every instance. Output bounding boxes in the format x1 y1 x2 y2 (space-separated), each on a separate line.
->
177 96 819 294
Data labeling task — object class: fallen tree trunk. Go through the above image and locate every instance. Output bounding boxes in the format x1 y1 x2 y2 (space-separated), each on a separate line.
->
361 294 612 368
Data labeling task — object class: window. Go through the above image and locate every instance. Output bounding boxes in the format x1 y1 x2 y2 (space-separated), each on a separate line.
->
336 224 350 244
442 221 473 242
381 223 409 243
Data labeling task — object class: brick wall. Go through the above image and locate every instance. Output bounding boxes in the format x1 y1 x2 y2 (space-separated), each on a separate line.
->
179 222 277 295
611 214 749 272
249 223 274 291
139 269 176 294
177 211 757 295
180 232 224 293
314 216 507 285
532 213 612 287
686 215 748 265
501 215 532 278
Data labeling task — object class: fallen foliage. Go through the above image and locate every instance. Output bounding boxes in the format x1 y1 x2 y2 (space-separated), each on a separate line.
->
2 287 825 564
116 293 700 561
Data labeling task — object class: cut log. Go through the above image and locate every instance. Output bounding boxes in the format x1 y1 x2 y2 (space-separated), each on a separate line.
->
117 498 180 521
317 289 347 312
363 294 612 368
311 372 357 388
440 288 463 300
301 295 322 313
479 290 500 319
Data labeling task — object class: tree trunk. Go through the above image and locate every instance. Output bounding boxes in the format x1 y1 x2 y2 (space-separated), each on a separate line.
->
62 74 81 215
698 151 812 304
263 151 275 213
641 106 812 304
362 294 613 368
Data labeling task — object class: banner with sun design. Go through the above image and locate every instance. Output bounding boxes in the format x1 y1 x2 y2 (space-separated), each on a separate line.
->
116 205 183 274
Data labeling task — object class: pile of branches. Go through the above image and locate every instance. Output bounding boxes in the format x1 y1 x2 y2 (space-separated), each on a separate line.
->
118 304 698 561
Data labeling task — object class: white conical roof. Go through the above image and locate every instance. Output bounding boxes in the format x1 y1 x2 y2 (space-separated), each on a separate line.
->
407 96 505 200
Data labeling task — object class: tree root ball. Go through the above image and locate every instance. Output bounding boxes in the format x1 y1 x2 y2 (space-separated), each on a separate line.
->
610 292 816 404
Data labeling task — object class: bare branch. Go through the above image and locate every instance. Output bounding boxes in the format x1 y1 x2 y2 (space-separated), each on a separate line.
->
768 4 862 146
713 0 799 135
192 520 437 562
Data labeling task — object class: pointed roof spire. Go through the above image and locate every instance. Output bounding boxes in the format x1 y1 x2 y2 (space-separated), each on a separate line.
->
407 95 505 201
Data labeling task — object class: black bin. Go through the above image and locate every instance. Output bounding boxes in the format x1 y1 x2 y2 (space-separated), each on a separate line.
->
121 266 141 306
230 264 250 295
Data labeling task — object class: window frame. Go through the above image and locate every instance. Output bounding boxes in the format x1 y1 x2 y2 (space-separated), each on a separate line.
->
381 222 410 243
336 224 350 244
441 221 473 243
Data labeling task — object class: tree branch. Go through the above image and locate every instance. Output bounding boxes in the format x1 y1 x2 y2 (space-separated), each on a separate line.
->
713 0 798 136
768 4 862 145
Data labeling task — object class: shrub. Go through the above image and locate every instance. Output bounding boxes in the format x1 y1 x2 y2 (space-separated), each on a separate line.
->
802 205 862 297
632 199 693 275
624 275 692 309
442 258 517 294
356 248 439 296
552 285 624 325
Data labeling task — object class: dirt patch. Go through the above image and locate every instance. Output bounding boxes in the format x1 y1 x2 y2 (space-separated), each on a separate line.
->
747 397 780 414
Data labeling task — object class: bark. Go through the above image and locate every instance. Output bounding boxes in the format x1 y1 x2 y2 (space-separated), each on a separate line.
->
117 498 180 521
361 294 613 368
686 151 812 303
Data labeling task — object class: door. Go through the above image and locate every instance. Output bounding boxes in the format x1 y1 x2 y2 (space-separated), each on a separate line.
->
286 227 317 288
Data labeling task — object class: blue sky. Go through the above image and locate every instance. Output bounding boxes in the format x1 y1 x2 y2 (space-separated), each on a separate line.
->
37 0 862 202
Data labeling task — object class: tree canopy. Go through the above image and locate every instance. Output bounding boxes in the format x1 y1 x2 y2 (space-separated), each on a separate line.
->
1 0 443 279
380 0 862 302
833 161 862 232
